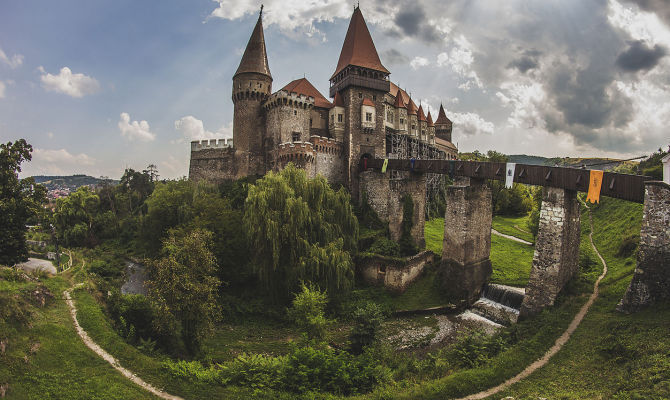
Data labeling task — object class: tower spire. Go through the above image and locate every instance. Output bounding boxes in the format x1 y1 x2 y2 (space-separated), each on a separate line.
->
234 7 272 79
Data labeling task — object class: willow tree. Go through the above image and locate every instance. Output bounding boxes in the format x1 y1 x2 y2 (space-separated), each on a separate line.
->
244 164 358 298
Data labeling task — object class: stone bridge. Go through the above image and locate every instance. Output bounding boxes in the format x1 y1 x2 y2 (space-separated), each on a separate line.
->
360 158 669 317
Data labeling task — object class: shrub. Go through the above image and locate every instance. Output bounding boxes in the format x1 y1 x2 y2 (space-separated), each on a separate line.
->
367 237 400 257
349 302 385 354
219 353 286 389
287 284 330 341
450 330 508 368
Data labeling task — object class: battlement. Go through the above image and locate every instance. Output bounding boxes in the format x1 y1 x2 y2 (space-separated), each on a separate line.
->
191 138 234 151
277 141 316 163
309 135 344 155
264 90 315 111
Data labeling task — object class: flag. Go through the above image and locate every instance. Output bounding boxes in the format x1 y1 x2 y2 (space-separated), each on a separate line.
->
505 163 516 189
382 159 388 173
586 170 604 204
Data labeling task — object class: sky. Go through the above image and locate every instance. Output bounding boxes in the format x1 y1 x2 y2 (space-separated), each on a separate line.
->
1 0 669 179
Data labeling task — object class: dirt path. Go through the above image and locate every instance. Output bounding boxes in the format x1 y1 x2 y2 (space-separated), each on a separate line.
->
491 229 533 245
457 207 607 400
64 285 183 400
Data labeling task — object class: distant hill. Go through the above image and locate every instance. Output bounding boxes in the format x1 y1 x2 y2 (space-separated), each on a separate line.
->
508 155 636 171
32 175 118 191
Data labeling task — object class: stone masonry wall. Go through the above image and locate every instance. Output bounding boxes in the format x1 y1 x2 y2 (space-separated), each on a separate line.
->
359 170 426 249
520 187 581 318
189 147 239 182
439 179 492 306
618 182 670 313
358 250 435 293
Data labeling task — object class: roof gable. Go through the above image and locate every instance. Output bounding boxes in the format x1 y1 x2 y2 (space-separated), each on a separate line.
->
282 78 331 109
234 13 272 79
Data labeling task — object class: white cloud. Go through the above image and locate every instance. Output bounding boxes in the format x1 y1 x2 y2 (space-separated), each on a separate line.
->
118 112 156 142
496 81 546 129
174 115 232 141
608 0 670 47
40 66 100 98
0 48 23 69
0 81 5 98
23 148 96 176
446 111 495 136
436 35 483 90
409 56 429 70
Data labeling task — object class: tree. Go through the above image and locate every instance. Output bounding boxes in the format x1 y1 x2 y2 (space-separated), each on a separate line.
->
244 164 358 298
53 186 103 247
349 302 384 354
0 139 46 265
140 179 194 254
146 229 220 355
287 283 330 341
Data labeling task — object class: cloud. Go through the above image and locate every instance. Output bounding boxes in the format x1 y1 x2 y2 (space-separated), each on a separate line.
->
625 0 670 26
23 148 96 176
40 66 100 97
174 115 231 141
118 112 156 142
0 48 23 68
436 35 482 90
0 81 4 98
393 4 442 43
446 111 495 136
381 49 409 65
507 49 542 73
616 40 667 72
409 56 429 70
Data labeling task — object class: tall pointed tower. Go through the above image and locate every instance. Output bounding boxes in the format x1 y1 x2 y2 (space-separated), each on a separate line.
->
232 7 272 176
330 6 390 197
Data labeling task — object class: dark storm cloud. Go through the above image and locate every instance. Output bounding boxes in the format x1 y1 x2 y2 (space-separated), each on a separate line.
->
507 49 542 73
626 0 670 26
393 4 442 43
616 40 667 72
381 49 409 65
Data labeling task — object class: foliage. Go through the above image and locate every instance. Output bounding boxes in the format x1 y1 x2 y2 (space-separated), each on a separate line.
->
450 330 509 368
0 139 47 265
140 179 194 254
366 236 401 257
399 194 418 256
146 229 221 355
286 283 330 341
527 186 543 238
244 164 358 298
359 191 386 230
637 147 667 179
349 302 384 354
107 290 162 346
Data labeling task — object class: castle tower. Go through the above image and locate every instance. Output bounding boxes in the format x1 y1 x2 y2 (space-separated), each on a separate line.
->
434 104 453 142
330 6 390 196
232 7 272 176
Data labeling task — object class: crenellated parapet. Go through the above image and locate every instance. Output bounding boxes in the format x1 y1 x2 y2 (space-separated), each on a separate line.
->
190 138 234 151
264 90 315 111
277 141 316 163
309 135 343 155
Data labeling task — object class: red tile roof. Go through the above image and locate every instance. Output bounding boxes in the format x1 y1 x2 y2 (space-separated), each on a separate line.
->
389 82 410 105
362 98 375 107
393 90 406 108
435 136 457 150
417 105 427 122
407 98 418 115
282 78 331 109
331 91 344 108
331 7 390 79
427 111 434 127
235 13 272 79
435 104 452 125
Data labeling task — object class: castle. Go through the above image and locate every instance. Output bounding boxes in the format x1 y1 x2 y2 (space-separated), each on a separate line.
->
189 6 458 196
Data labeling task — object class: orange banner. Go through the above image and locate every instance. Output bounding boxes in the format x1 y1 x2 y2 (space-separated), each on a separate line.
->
586 170 604 204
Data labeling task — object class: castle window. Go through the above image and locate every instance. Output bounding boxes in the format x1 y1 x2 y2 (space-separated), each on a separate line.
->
400 118 404 125
292 132 300 142
338 114 343 123
366 112 372 122
358 93 362 99
310 118 313 127
294 110 297 116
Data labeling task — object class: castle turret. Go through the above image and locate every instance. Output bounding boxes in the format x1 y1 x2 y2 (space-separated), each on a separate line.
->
407 97 418 138
434 103 453 143
427 111 435 144
232 7 272 176
417 104 427 142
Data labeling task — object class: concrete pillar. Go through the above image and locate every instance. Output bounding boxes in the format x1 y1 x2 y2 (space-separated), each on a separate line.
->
618 182 670 313
440 179 492 306
520 187 581 318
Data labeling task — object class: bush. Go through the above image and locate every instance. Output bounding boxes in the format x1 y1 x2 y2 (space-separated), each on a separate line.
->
219 353 285 389
287 284 330 341
366 237 400 257
349 302 385 354
88 259 123 278
450 330 509 368
108 291 161 344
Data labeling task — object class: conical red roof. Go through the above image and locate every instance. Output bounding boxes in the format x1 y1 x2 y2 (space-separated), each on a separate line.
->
331 91 344 108
330 7 389 79
234 12 271 79
393 91 406 108
435 104 452 125
427 111 434 127
282 78 331 108
407 98 418 115
417 105 427 122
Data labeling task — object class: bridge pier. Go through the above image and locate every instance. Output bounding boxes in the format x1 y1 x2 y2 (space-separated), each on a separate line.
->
618 182 670 313
440 178 493 306
520 187 581 318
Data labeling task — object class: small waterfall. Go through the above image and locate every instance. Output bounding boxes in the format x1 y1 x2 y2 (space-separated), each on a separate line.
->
464 284 526 327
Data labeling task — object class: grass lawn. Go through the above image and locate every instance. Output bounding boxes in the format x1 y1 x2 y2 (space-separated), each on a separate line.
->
425 218 534 287
492 214 535 243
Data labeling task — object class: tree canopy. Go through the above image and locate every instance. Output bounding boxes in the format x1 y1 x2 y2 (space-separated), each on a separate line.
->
244 164 358 298
0 139 46 265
